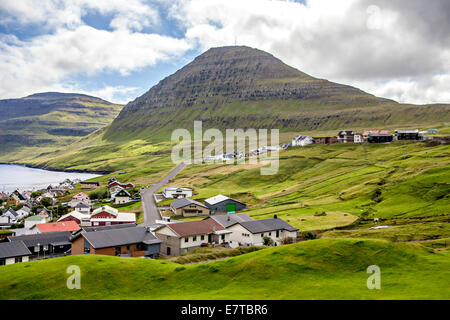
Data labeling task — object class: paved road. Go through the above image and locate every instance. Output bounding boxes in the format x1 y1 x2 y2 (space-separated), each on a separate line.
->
140 162 187 226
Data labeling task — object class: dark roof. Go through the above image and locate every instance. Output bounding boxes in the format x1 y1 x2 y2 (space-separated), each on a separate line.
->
238 218 298 233
75 202 90 208
0 241 31 259
115 189 131 197
209 213 253 228
368 133 393 137
81 181 100 185
79 226 161 249
8 231 72 247
162 219 224 237
2 208 18 217
171 198 207 209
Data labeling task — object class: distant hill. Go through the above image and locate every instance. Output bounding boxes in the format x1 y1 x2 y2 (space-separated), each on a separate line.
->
106 46 449 141
0 92 122 155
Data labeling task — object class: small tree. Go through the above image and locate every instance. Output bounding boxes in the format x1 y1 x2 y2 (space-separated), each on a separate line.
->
40 197 53 207
263 236 274 246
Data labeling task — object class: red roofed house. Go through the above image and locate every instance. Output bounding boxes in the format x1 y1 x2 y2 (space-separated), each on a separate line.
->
90 206 136 226
154 219 231 256
69 192 91 207
108 181 135 192
31 221 80 234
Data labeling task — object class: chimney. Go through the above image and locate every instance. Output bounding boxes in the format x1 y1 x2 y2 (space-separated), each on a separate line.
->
274 214 278 219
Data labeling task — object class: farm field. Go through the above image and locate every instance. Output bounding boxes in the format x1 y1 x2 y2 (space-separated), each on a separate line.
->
1 238 448 300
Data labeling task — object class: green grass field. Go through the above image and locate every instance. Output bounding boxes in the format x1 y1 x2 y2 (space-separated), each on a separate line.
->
1 239 448 300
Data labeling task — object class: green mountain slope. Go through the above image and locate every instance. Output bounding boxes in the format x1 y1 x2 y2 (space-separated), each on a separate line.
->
1 239 448 300
0 92 122 156
106 46 449 141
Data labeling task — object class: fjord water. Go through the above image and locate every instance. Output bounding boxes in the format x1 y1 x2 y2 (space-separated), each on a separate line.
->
0 164 100 192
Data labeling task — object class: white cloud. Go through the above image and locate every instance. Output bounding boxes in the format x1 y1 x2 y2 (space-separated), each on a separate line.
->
0 25 191 100
170 0 450 104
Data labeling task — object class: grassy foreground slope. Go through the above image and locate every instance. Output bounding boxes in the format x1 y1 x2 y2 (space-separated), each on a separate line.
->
1 239 449 300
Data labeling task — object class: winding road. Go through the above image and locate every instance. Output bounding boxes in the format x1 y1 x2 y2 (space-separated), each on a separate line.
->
140 162 187 226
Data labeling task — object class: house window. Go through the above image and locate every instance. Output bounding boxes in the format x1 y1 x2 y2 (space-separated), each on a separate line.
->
261 233 264 238
221 234 225 240
269 232 271 236
15 257 22 263
193 236 197 241
276 230 280 237
34 246 40 253
115 246 121 256
201 235 204 240
184 237 189 243
126 245 131 251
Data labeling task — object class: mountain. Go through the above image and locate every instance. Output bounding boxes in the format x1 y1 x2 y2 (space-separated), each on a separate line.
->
106 46 448 141
0 92 122 155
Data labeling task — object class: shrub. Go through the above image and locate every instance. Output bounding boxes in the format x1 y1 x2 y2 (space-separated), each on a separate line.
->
263 236 274 246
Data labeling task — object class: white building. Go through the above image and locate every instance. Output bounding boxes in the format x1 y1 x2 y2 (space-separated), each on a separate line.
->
162 186 193 199
292 135 314 147
24 215 47 229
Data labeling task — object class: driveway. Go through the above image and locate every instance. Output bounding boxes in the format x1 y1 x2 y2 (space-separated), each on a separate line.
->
140 162 187 226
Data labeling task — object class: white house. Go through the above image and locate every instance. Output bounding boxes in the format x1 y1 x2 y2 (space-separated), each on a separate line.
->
0 241 31 266
112 188 132 204
354 134 363 143
1 208 20 224
16 206 31 219
162 186 193 199
211 215 298 247
292 135 314 147
73 201 91 214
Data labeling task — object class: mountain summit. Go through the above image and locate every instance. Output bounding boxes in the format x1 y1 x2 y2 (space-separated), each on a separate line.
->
106 46 439 141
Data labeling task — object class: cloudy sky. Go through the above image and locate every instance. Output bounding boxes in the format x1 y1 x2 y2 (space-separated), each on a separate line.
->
0 0 449 104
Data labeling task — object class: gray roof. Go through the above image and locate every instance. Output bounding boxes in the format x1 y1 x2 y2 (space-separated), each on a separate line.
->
210 213 254 228
396 129 419 134
2 208 18 217
238 218 298 234
0 241 31 259
80 226 161 249
75 202 90 208
8 231 72 247
171 198 207 209
83 223 137 233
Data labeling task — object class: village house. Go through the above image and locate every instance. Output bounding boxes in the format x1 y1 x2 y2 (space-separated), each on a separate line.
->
108 180 135 192
363 130 390 140
291 135 314 147
112 188 132 204
30 221 80 234
89 205 136 227
170 198 210 217
24 215 47 229
367 132 393 143
223 215 298 247
36 207 52 221
8 231 72 259
73 201 91 214
58 210 91 226
163 186 193 199
337 131 355 143
71 224 161 258
353 133 363 143
154 219 231 256
312 136 338 144
1 208 20 224
0 241 31 266
68 192 91 207
7 193 22 206
204 195 247 214
16 206 31 219
80 181 100 189
395 129 419 140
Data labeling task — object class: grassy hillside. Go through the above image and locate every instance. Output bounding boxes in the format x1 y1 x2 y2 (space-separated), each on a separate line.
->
0 92 122 158
1 239 448 300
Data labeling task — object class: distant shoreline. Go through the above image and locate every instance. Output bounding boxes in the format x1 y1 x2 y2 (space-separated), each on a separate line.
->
0 162 110 175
